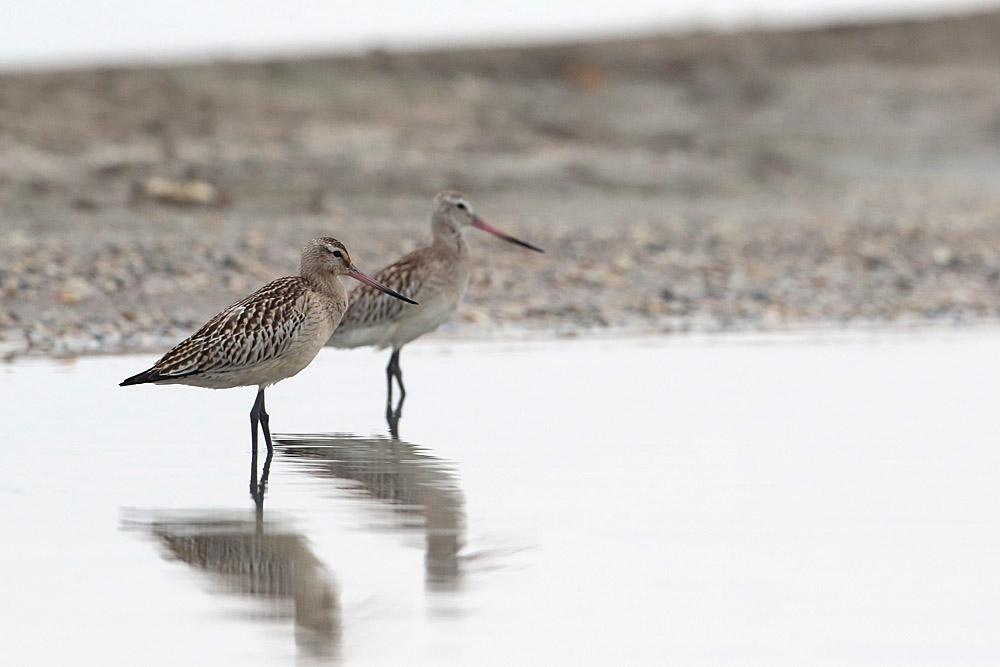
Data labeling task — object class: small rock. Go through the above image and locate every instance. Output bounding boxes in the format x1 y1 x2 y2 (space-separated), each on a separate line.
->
612 252 633 272
139 177 221 206
564 61 606 90
54 278 93 304
931 246 953 266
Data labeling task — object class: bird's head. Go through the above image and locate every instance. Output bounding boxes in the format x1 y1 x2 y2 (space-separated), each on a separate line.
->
431 190 544 253
301 237 417 304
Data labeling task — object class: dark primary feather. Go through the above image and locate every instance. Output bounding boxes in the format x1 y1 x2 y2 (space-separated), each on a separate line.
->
120 366 201 386
120 277 313 385
337 251 428 330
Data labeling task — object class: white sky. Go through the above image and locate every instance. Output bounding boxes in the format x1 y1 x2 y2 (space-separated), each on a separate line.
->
0 0 997 69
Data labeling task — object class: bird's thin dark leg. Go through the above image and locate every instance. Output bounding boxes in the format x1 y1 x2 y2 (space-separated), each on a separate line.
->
249 386 273 502
249 387 264 497
384 349 405 438
385 351 395 405
250 386 265 454
395 348 406 398
258 388 273 454
386 348 406 401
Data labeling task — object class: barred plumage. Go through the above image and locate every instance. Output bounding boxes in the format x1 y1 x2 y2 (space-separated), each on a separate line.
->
329 242 461 351
338 253 427 331
326 191 543 402
120 237 417 455
126 277 324 388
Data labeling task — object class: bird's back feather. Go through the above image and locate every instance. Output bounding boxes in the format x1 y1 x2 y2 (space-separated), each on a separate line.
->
122 276 336 387
327 244 467 350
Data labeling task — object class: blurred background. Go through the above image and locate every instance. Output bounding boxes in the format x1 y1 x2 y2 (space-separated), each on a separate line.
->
3 0 1000 357
6 4 1000 666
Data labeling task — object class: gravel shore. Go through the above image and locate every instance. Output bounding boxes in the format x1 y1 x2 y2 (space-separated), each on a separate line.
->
4 12 1000 358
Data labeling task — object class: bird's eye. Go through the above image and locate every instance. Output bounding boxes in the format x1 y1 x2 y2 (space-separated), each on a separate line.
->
333 250 343 258
456 202 467 211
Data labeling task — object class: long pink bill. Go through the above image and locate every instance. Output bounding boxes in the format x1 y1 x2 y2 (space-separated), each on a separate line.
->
472 217 545 253
348 266 418 304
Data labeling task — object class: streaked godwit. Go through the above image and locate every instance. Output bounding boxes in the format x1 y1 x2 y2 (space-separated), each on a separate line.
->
278 431 465 589
325 191 543 401
120 237 417 454
130 496 341 657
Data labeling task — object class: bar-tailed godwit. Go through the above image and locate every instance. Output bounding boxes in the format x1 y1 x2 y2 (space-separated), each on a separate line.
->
120 237 417 454
325 191 543 401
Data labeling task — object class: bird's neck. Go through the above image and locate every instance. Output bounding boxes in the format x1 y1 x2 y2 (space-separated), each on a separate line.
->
431 221 466 255
303 270 347 303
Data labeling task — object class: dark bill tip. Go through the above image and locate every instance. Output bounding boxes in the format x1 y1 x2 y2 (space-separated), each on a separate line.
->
348 266 418 305
471 218 544 253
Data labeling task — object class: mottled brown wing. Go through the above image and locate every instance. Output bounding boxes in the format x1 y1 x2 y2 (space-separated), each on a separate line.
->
150 277 311 378
338 252 428 329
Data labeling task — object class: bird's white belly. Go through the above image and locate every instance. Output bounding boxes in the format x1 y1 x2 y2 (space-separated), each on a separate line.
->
389 293 458 348
330 291 458 350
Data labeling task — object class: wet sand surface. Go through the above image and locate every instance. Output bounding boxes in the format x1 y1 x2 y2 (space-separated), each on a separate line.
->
3 334 1000 665
5 12 1000 357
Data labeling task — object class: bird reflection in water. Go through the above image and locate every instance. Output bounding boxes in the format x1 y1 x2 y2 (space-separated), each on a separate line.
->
122 452 341 661
277 407 466 591
385 393 404 439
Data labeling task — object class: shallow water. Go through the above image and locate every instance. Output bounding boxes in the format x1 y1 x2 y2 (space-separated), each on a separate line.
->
3 332 1000 665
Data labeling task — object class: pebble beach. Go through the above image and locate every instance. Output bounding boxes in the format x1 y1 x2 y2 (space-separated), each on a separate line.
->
4 11 1000 358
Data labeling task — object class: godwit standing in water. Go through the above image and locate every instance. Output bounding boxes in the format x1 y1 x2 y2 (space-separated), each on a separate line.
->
325 191 543 402
120 237 417 454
